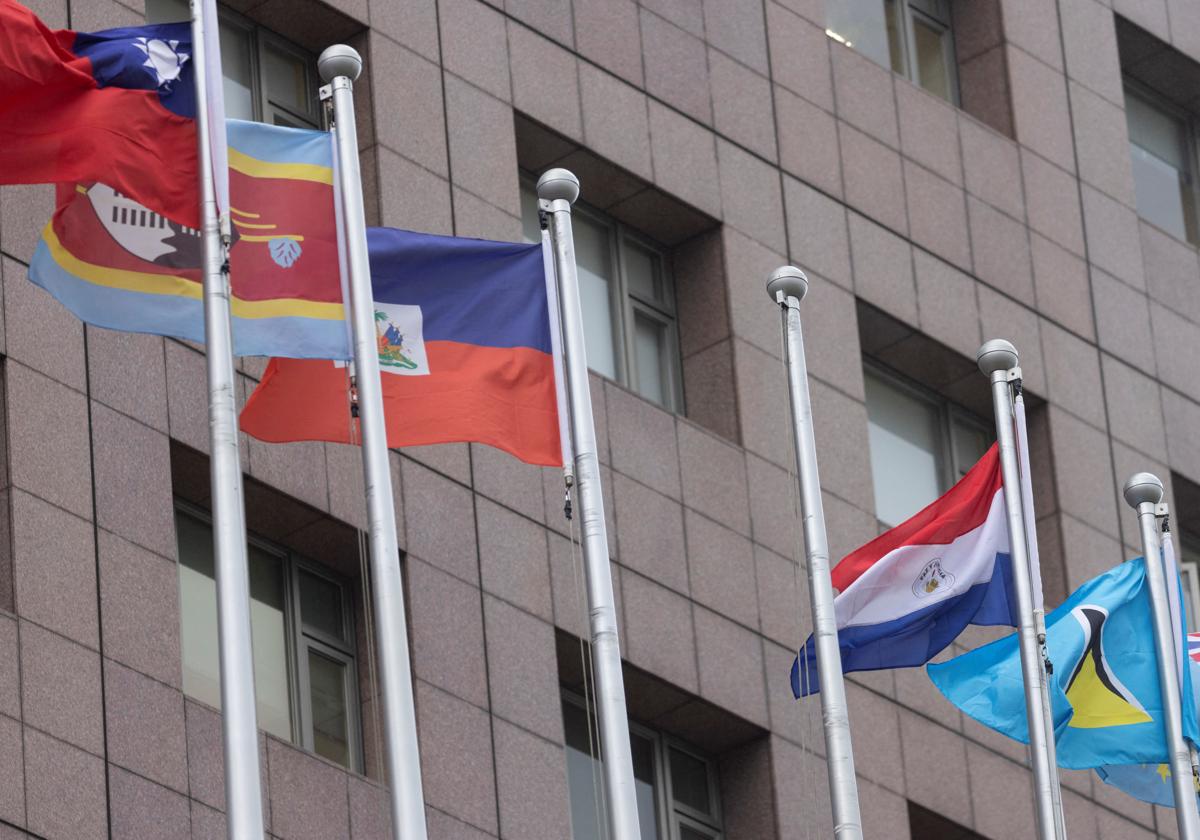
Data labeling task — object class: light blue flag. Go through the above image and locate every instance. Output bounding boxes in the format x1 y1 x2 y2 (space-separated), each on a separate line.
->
1095 638 1200 806
928 557 1200 769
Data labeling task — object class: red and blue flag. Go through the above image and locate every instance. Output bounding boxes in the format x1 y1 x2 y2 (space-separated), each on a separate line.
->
0 0 200 226
793 445 1018 696
239 227 564 467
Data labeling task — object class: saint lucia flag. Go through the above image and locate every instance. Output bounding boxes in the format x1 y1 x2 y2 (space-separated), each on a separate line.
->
1094 632 1200 807
929 557 1200 768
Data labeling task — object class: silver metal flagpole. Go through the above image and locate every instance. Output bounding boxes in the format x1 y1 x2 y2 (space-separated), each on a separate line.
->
319 45 428 840
1013 392 1067 838
767 267 863 839
978 339 1061 840
1124 473 1200 840
190 1 266 836
538 168 642 840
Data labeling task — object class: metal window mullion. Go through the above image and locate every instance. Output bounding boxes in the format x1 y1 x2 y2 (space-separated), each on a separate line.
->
285 552 311 751
614 229 637 394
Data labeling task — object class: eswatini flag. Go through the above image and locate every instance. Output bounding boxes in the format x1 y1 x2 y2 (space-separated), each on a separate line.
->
28 120 347 359
792 444 1019 696
240 227 564 467
0 1 200 226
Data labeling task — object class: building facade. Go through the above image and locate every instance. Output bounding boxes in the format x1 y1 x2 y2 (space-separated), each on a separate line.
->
2 0 1200 837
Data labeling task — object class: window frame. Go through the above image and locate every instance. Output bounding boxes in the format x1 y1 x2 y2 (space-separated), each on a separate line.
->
898 0 959 105
863 361 993 524
1123 78 1200 246
523 177 686 413
174 500 364 772
561 690 723 840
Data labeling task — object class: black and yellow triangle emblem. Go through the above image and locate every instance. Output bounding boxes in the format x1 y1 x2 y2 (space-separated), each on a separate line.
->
1065 606 1153 729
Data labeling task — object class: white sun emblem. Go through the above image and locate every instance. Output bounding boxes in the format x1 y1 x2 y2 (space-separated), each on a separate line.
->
133 37 189 87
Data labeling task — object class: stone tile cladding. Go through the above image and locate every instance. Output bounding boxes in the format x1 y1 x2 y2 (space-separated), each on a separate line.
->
2 0 1200 836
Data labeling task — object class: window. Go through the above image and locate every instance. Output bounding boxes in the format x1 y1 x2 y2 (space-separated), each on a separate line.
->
562 694 723 840
825 0 958 102
175 505 361 770
1176 527 1200 632
146 0 320 128
1124 84 1198 244
908 801 986 839
864 366 991 527
520 183 684 412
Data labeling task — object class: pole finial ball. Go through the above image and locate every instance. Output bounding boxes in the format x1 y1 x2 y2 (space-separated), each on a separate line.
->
318 45 363 83
766 266 809 303
536 169 580 204
1123 472 1164 508
977 339 1019 376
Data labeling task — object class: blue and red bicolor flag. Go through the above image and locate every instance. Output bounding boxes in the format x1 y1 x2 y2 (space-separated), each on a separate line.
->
0 0 200 226
27 120 349 359
239 227 565 467
793 444 1019 696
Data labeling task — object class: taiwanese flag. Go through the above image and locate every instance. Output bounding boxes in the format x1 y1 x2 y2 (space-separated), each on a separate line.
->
240 228 565 467
0 0 199 226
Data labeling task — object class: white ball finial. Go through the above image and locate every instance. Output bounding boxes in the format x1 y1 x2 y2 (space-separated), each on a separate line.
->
977 339 1018 376
536 168 580 204
766 266 809 303
1123 472 1164 508
318 45 362 83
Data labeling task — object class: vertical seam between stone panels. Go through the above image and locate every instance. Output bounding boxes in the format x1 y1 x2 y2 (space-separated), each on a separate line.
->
1050 0 1129 555
826 32 859 305
80 326 114 839
890 77 922 329
466 447 503 834
433 0 458 235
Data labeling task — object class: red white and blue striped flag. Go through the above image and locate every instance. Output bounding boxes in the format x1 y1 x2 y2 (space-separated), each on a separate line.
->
793 444 1019 696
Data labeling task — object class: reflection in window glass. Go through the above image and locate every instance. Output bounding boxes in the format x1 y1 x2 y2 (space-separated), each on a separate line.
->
573 214 619 380
563 699 660 840
1126 87 1197 243
952 417 990 478
826 0 892 68
308 650 350 766
625 242 661 304
913 17 950 100
865 372 944 526
669 747 711 816
263 42 309 115
176 511 293 741
300 569 344 640
219 21 256 121
634 313 667 407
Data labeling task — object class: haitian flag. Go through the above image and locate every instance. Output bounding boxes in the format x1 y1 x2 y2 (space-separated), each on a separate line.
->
28 120 348 359
239 227 564 467
793 444 1018 696
0 1 199 226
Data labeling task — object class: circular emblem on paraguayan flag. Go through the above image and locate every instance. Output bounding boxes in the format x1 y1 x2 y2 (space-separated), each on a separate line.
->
912 558 956 599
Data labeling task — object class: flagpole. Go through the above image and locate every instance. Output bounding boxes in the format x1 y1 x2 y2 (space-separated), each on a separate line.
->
319 45 428 840
1124 473 1200 840
190 1 266 836
1013 392 1068 838
538 168 643 840
767 267 863 839
978 340 1062 840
